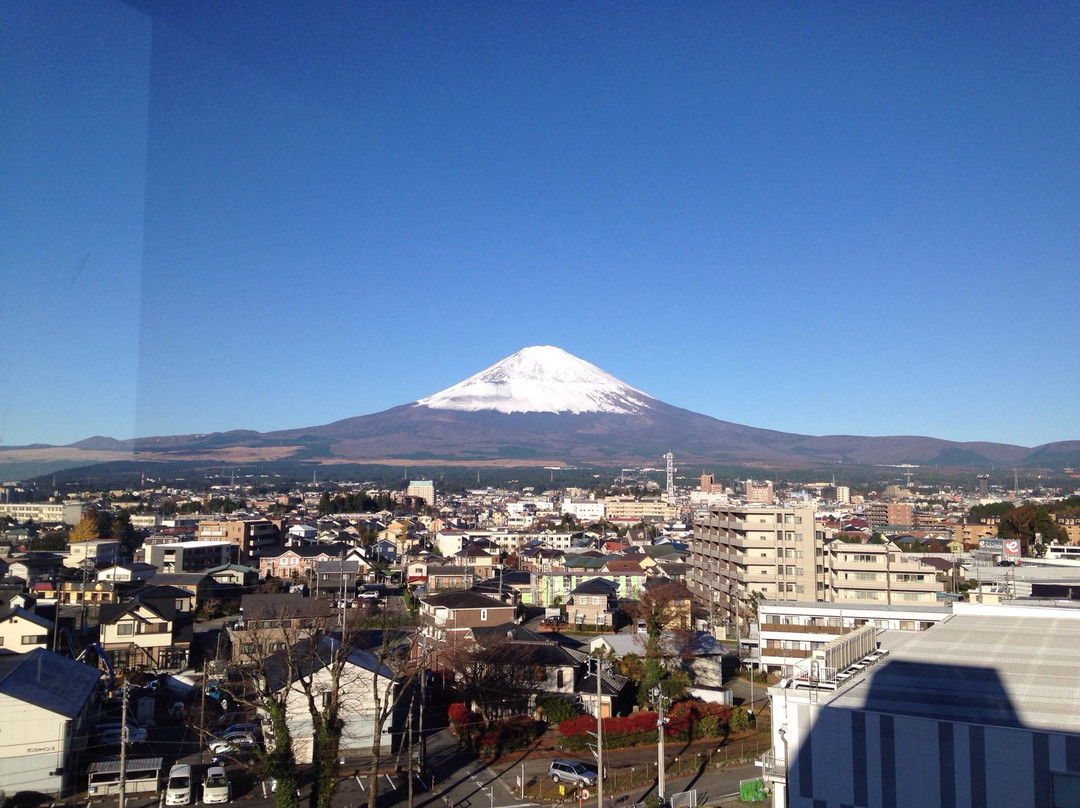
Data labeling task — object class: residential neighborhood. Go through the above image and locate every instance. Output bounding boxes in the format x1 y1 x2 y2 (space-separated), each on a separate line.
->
0 469 1079 807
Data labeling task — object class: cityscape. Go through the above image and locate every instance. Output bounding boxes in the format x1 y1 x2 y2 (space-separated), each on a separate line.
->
4 3 1078 808
1 453 1079 807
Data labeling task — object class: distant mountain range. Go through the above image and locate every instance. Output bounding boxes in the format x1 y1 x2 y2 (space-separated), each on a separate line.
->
4 346 1079 473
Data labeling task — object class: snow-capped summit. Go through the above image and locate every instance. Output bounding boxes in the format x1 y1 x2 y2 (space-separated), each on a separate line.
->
415 345 654 415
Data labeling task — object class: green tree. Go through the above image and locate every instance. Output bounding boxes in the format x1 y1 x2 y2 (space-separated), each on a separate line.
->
317 491 333 517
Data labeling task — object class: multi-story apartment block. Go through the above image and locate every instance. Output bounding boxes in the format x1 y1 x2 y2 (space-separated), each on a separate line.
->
865 501 913 529
0 501 86 525
604 496 677 523
823 540 944 604
561 498 606 522
690 504 818 632
144 541 232 574
406 480 436 506
196 517 281 563
744 479 775 505
835 485 850 505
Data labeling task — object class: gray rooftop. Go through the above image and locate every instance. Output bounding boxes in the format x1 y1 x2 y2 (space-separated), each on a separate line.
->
828 611 1080 734
0 648 101 717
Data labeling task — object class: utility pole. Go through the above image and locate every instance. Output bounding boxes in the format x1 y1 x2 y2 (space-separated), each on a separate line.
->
119 683 129 808
651 686 668 806
595 659 604 808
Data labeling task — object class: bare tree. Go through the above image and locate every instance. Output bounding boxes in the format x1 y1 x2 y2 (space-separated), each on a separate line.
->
442 634 544 722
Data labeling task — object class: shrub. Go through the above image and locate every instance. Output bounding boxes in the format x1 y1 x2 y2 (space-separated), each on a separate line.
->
537 695 578 724
730 706 750 733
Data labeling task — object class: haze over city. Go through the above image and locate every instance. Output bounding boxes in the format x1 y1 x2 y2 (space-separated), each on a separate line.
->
2 1 1077 449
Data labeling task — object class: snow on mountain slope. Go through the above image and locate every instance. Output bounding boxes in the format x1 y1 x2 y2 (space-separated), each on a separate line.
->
415 346 654 415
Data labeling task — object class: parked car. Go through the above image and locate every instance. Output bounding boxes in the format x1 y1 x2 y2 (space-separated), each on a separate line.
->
209 731 259 755
636 620 648 635
217 722 260 738
96 721 148 745
549 760 598 787
539 617 567 632
165 764 193 806
202 767 231 804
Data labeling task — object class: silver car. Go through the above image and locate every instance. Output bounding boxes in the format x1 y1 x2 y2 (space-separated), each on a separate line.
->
549 760 598 787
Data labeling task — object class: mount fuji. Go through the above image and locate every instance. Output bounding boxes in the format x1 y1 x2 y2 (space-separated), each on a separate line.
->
141 345 1043 467
6 345 1077 472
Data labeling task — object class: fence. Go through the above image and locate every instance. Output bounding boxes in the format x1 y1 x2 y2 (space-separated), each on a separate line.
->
521 736 773 802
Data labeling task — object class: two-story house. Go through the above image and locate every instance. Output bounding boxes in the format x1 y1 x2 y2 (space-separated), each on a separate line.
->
418 591 517 651
0 607 53 653
565 578 619 630
229 593 334 662
265 636 402 763
98 597 191 671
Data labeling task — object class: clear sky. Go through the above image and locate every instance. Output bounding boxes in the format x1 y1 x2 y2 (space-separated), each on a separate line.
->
2 0 1077 449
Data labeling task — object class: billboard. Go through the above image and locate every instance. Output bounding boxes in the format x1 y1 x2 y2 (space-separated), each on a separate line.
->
1003 538 1021 562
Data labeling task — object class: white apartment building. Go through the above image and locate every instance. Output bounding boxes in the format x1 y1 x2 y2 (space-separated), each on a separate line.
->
562 497 606 522
0 501 86 525
755 599 952 674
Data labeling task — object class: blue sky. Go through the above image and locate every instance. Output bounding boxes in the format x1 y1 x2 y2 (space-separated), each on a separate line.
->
2 0 1077 449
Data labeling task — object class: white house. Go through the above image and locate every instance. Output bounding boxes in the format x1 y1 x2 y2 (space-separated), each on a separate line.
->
0 607 53 654
268 637 402 764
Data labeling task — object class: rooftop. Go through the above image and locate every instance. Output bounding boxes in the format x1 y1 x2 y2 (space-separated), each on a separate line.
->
822 607 1080 734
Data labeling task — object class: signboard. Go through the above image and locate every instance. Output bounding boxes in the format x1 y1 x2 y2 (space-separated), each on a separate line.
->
979 538 1003 552
1003 539 1021 562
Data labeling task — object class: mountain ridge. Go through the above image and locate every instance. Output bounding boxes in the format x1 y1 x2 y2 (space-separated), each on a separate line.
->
2 346 1077 470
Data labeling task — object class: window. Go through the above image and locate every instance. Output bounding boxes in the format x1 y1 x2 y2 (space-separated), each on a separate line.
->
480 609 488 621
21 635 46 645
556 670 564 688
321 691 332 708
117 623 134 636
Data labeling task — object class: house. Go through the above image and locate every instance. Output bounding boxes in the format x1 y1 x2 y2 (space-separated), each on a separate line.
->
312 560 361 601
7 552 64 587
229 594 334 662
566 578 619 630
265 636 403 763
257 543 353 580
98 596 192 671
369 538 399 565
97 562 157 584
467 623 583 714
64 539 122 570
145 572 214 606
0 607 53 653
58 580 120 608
0 648 102 795
205 563 259 588
419 591 517 650
427 565 477 591
452 544 496 578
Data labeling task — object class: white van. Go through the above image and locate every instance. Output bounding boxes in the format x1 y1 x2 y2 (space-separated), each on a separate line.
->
165 764 193 806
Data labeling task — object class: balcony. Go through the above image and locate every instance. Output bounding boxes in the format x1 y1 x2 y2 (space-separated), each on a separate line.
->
758 750 786 783
759 647 812 660
760 623 851 636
